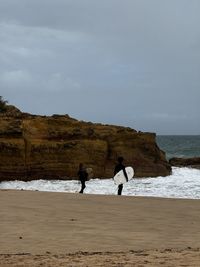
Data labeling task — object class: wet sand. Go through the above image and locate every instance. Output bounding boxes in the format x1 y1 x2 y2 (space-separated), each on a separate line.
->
1 190 200 266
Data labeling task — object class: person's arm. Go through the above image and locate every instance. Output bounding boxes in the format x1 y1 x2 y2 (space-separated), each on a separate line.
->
77 170 81 181
122 167 128 182
84 170 88 180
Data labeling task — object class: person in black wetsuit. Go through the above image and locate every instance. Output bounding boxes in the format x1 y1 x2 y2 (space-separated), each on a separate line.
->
114 156 128 195
78 163 88 193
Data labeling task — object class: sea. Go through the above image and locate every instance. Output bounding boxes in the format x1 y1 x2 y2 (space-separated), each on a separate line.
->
1 136 200 199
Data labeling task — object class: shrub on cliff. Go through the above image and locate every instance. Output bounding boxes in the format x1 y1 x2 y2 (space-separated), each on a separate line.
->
0 96 8 112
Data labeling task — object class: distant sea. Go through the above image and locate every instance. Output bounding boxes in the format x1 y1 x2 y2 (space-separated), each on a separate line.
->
156 135 200 160
1 135 200 199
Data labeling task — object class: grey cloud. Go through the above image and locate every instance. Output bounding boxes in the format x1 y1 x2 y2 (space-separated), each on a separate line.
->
0 0 200 134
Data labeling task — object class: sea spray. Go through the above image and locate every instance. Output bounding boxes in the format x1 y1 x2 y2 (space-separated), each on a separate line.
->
1 167 200 199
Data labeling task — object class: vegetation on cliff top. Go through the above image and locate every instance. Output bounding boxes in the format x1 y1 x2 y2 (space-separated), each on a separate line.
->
0 96 8 112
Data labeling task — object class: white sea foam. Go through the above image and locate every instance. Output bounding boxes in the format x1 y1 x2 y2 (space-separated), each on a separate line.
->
0 167 200 199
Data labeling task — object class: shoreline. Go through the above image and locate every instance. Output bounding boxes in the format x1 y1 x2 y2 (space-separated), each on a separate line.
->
1 166 200 200
1 187 200 200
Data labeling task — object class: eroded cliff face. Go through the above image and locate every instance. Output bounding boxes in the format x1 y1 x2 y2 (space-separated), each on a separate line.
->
0 106 171 181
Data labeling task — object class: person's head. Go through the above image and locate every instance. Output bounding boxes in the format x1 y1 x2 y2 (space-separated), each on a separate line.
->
117 156 124 163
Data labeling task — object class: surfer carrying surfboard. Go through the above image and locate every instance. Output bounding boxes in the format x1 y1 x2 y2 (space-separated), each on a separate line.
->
114 156 128 195
78 163 88 193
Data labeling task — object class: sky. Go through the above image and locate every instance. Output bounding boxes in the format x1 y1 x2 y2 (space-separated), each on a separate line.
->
0 0 200 135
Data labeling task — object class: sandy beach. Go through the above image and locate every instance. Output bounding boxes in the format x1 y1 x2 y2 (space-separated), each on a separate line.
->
1 190 200 266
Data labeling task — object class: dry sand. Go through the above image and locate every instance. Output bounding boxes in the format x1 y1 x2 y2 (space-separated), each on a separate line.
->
0 189 200 266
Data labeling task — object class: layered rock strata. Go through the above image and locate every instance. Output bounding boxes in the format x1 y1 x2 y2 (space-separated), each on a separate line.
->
0 106 171 181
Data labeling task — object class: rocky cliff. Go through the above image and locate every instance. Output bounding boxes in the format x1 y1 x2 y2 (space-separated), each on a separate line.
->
169 157 200 169
0 106 171 181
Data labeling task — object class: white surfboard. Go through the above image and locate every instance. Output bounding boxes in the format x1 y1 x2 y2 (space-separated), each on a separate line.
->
113 166 134 185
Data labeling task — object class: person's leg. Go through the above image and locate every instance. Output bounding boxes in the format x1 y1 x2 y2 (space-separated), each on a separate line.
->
82 181 86 193
79 180 86 193
118 184 123 195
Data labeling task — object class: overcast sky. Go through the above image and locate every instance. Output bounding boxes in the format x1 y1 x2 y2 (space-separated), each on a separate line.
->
0 0 200 134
